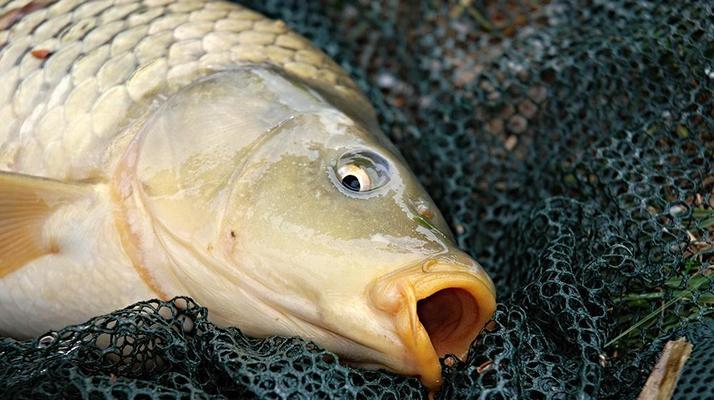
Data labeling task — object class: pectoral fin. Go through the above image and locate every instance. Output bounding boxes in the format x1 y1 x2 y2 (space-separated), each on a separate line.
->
0 171 91 277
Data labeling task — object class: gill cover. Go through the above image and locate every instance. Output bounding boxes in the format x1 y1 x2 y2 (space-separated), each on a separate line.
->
121 66 400 331
130 67 336 245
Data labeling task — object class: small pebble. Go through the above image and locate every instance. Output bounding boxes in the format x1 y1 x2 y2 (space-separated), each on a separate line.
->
507 115 528 134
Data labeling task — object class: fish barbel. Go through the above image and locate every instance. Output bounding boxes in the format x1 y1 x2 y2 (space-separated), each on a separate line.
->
0 0 496 389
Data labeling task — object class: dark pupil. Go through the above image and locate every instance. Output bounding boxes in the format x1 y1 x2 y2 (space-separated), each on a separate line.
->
341 175 361 191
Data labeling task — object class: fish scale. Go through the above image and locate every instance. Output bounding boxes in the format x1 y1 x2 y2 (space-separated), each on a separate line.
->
0 0 365 181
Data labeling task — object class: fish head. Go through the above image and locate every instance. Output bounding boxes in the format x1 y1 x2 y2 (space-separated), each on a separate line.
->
122 66 496 389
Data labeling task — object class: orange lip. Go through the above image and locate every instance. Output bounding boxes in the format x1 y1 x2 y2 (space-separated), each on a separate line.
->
369 260 497 391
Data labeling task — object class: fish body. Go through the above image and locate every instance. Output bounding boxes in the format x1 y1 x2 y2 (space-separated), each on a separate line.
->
0 0 496 389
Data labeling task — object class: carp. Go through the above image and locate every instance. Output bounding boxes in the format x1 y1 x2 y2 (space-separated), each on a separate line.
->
0 0 496 389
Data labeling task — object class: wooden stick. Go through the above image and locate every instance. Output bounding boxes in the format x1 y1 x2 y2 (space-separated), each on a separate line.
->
638 338 693 400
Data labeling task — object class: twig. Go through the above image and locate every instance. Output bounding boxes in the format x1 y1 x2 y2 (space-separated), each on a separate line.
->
637 338 692 400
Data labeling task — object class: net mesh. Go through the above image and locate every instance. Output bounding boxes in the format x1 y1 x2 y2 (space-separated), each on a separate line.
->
1 0 712 399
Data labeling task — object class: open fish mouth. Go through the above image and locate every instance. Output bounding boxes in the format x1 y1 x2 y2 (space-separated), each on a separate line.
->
369 257 497 390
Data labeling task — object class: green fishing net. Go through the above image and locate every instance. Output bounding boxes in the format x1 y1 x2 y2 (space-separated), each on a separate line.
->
1 0 712 399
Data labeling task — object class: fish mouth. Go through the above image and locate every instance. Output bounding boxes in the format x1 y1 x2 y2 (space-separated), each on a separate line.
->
369 258 496 390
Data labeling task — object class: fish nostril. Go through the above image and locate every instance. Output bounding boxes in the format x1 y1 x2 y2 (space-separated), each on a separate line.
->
415 203 434 220
416 288 480 358
420 259 439 273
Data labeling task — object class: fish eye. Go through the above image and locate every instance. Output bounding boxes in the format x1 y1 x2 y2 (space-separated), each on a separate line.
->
337 164 372 191
332 151 391 195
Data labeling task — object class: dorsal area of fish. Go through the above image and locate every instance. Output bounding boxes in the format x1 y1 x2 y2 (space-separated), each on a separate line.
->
0 0 373 181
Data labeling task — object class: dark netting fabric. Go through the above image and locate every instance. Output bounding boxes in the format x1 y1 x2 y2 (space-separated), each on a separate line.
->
1 1 712 399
